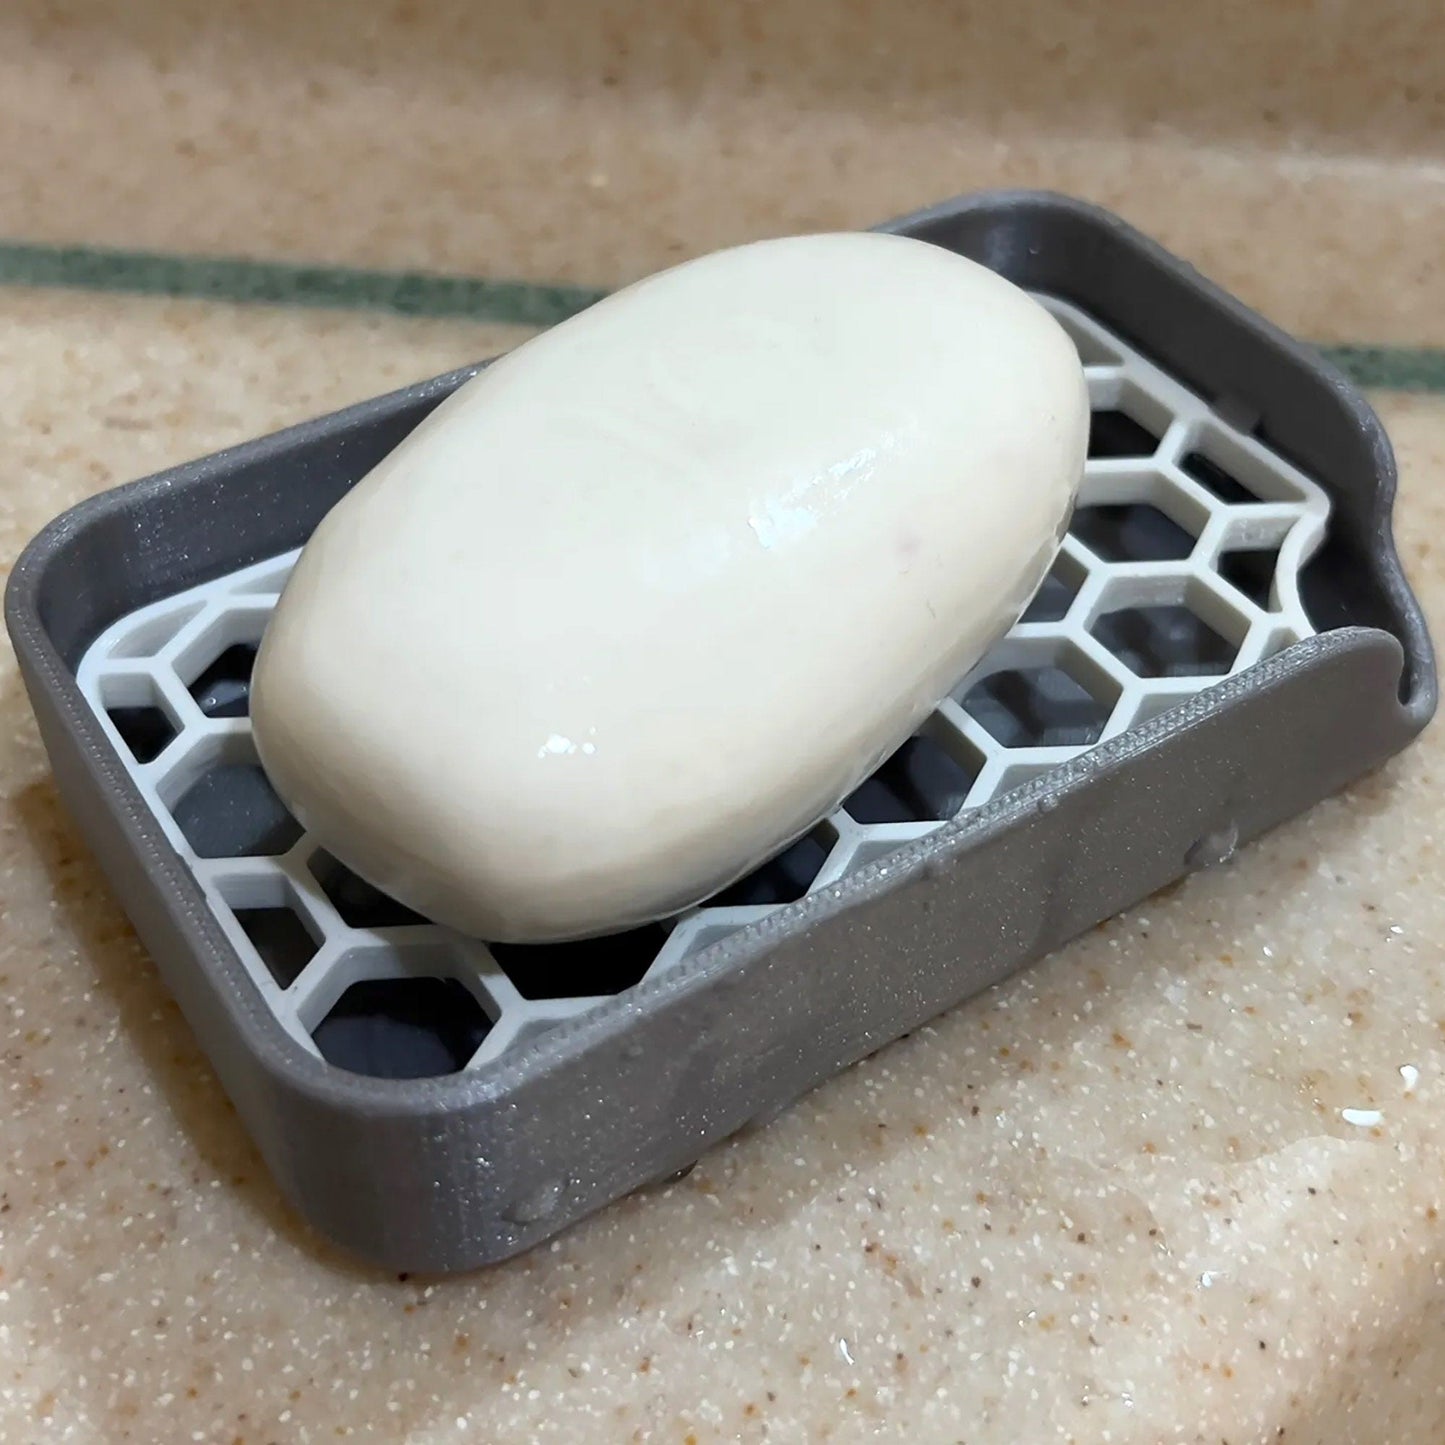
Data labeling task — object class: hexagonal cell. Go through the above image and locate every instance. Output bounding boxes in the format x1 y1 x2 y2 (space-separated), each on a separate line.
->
97 673 179 764
169 604 270 719
1180 448 1256 505
310 850 427 929
189 642 258 718
232 901 319 988
1091 603 1237 678
1088 408 1161 460
709 825 834 909
1020 549 1089 624
213 870 324 988
844 728 980 825
1083 374 1174 460
489 923 667 1001
1217 546 1279 609
960 652 1118 750
159 736 302 858
313 975 491 1079
1070 502 1196 564
110 706 176 762
1181 427 1309 507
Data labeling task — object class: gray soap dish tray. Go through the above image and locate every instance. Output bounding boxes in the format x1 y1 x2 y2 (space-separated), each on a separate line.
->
6 191 1435 1273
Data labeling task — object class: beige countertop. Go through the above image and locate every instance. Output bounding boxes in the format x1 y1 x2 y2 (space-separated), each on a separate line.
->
1 3 1444 1441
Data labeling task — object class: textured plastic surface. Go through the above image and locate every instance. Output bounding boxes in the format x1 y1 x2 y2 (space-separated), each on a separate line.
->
6 192 1435 1272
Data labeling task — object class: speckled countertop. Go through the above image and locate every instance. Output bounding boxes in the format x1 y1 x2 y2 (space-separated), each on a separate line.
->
2 3 1444 1442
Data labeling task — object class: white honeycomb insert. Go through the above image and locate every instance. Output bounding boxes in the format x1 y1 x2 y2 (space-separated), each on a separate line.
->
74 297 1331 1076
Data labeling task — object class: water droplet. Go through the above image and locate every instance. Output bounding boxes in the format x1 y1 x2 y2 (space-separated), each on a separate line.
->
1341 1107 1383 1128
1400 1064 1420 1092
505 1177 565 1224
1185 823 1238 869
536 732 577 758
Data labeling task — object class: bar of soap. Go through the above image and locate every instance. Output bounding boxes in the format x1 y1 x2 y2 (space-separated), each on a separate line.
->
251 233 1088 943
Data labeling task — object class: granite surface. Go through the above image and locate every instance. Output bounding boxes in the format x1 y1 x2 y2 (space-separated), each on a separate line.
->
1 3 1444 1441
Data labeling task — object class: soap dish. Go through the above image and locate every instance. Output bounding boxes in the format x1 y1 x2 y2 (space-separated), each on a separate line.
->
7 191 1434 1272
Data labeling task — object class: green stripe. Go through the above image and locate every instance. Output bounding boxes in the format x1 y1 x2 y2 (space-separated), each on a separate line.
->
0 242 607 329
1 239 1442 393
1314 344 1445 394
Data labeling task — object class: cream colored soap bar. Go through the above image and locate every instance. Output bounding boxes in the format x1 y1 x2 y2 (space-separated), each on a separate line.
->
251 233 1088 942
